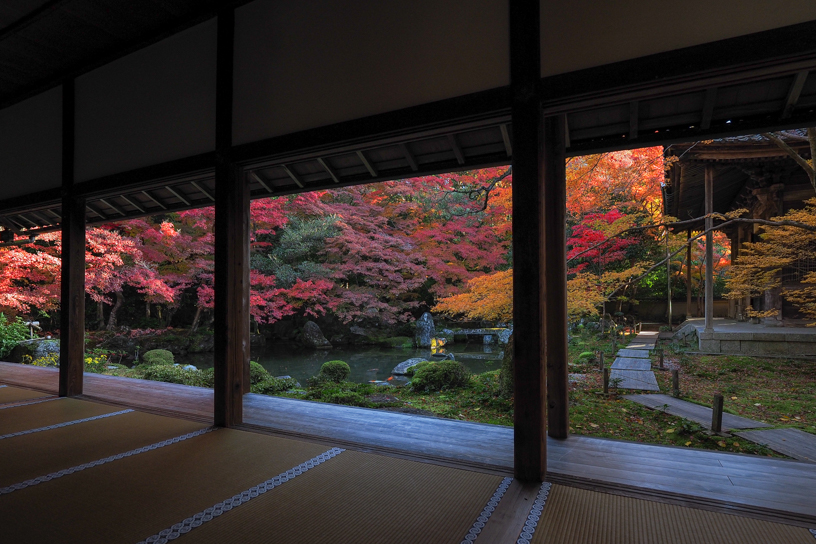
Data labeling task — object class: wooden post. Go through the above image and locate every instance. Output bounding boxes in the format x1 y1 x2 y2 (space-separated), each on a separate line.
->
704 164 714 333
686 229 693 319
598 351 604 372
603 368 609 395
658 349 664 370
672 369 680 397
213 9 249 427
544 114 568 440
510 0 545 482
59 79 85 398
712 393 724 432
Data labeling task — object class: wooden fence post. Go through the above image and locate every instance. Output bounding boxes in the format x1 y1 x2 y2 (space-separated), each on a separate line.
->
712 394 724 432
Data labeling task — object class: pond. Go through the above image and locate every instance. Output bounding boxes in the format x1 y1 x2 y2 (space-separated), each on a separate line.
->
177 342 506 385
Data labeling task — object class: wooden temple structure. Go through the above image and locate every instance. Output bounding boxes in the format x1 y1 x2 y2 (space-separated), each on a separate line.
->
1 1 816 541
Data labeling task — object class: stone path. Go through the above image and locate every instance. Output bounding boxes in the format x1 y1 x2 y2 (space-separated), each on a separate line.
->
624 393 772 431
609 333 660 392
735 428 816 463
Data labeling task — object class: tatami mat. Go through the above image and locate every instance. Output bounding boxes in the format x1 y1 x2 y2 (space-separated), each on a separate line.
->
0 409 207 488
164 449 503 544
0 384 51 405
0 427 331 544
0 397 126 436
529 484 814 544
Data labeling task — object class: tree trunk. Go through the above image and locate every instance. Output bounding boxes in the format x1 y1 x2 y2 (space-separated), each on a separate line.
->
190 306 203 333
165 306 177 328
106 291 124 331
97 300 105 330
145 302 150 319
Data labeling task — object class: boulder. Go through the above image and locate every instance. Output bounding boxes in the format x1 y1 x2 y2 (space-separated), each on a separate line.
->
498 328 512 345
392 357 426 375
9 338 60 363
300 321 332 349
414 312 435 348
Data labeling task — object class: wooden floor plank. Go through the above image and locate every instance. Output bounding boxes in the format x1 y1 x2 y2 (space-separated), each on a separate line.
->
624 394 772 431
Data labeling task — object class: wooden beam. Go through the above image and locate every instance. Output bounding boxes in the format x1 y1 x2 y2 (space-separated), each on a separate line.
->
700 88 717 130
447 134 465 165
544 114 568 440
45 209 62 222
165 186 191 206
399 144 419 172
629 101 639 139
686 229 693 319
86 202 106 221
781 71 809 119
16 214 38 228
141 190 167 210
119 195 146 214
500 123 513 157
317 157 342 183
248 170 274 194
98 198 126 216
213 7 248 428
704 164 714 333
510 0 545 483
59 79 84 398
281 164 304 188
356 150 378 177
190 181 215 201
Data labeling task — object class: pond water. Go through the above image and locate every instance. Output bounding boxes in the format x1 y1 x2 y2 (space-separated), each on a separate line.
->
177 342 505 385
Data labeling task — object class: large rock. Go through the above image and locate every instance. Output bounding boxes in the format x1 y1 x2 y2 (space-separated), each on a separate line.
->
300 321 332 349
414 312 435 348
392 357 426 375
8 338 60 363
498 327 512 345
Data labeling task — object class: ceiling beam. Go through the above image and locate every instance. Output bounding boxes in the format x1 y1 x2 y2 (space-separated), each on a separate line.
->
281 164 304 188
190 181 215 201
629 101 639 139
248 170 274 194
28 211 53 225
447 134 465 165
165 186 191 206
16 214 38 228
99 198 126 216
700 87 718 130
500 123 513 157
400 144 418 172
85 203 107 221
317 157 342 183
142 190 167 210
781 71 809 119
356 151 378 177
119 195 146 214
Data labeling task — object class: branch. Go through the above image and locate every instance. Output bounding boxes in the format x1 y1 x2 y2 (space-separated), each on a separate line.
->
763 132 816 189
449 167 512 215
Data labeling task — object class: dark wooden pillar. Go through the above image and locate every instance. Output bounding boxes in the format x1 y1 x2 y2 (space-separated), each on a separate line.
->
510 0 546 481
59 80 85 397
544 115 568 439
213 8 250 427
704 164 714 332
686 229 693 319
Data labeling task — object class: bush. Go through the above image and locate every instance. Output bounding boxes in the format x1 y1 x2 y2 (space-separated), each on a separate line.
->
249 361 271 384
411 360 471 392
142 349 174 366
141 364 207 387
0 313 29 358
317 360 350 383
252 376 298 394
323 390 365 406
405 360 431 377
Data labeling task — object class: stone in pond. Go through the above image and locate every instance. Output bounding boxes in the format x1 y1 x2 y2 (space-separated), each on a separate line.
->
392 357 426 375
415 312 435 348
300 321 332 349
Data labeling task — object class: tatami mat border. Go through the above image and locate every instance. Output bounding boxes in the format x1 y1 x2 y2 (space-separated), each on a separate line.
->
462 476 512 543
137 447 345 544
0 408 133 440
809 528 816 539
0 427 216 495
0 397 59 410
517 482 552 544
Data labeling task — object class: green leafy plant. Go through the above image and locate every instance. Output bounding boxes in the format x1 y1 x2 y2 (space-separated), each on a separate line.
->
0 313 29 358
316 360 350 383
141 349 174 366
410 360 471 392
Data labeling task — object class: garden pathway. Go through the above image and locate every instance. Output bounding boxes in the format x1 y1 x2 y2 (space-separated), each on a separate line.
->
623 394 772 431
735 428 816 463
610 332 660 391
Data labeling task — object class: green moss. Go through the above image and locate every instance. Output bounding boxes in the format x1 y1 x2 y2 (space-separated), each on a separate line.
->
141 364 207 387
382 336 413 348
249 361 271 384
410 360 470 392
317 360 350 383
141 349 174 366
251 376 298 394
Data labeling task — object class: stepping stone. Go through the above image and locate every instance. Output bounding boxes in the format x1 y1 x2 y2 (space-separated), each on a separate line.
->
624 394 772 431
617 349 650 358
626 342 655 351
735 428 816 463
611 358 651 370
609 369 659 391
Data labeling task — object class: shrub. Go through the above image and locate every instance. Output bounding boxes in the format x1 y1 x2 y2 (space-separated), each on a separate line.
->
323 390 365 406
141 365 206 387
0 313 29 358
411 360 471 392
252 376 298 394
405 360 431 377
142 349 174 366
249 361 271 384
317 360 350 383
27 353 59 368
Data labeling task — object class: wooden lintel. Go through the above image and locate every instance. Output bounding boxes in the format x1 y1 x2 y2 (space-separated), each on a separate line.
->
782 71 809 119
400 144 419 171
98 198 126 216
190 181 215 201
356 150 378 177
281 164 305 188
165 186 191 206
500 123 513 157
447 133 465 165
317 157 342 183
629 101 639 139
142 190 167 210
119 195 146 214
700 87 717 130
248 170 274 194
